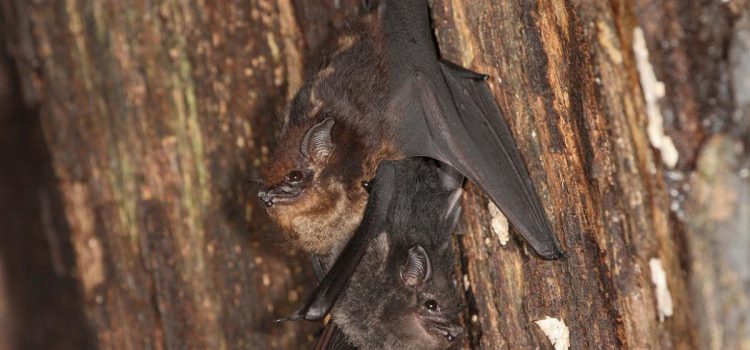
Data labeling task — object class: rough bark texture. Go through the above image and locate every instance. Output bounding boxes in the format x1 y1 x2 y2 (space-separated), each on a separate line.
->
433 1 689 348
0 36 95 349
1 0 748 349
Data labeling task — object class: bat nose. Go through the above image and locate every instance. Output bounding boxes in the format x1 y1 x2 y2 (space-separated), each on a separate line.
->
431 321 463 342
257 191 274 207
445 325 463 342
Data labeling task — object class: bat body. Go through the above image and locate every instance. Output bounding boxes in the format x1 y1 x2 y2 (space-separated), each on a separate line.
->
258 0 563 259
309 159 464 350
258 13 391 256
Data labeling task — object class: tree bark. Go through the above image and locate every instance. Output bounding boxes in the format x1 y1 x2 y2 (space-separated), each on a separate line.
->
1 0 748 349
434 1 691 348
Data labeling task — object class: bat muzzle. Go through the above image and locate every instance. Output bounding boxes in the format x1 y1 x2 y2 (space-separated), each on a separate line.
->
423 315 463 343
257 187 303 207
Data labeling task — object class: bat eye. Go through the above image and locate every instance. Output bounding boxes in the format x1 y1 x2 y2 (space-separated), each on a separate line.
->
423 300 439 311
285 170 304 183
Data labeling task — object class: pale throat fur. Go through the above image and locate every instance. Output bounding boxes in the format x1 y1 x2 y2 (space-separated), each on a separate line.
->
271 180 367 256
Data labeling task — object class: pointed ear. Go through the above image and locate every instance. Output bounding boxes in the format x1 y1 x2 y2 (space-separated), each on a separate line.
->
400 245 432 288
300 117 335 165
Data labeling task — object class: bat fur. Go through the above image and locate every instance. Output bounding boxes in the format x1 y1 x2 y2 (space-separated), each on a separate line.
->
325 159 464 350
258 11 394 256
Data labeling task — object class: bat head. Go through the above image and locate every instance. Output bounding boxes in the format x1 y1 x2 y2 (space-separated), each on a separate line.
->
258 116 372 254
258 117 335 208
332 232 463 350
389 243 464 348
386 170 465 349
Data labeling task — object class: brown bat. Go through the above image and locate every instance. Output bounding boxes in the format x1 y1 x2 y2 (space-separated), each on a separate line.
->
258 11 394 256
258 0 564 260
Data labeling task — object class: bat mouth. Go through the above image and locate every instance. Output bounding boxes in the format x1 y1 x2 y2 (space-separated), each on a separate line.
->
422 314 463 343
257 187 305 207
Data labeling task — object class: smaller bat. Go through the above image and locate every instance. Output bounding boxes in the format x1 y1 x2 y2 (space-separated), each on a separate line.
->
283 158 465 349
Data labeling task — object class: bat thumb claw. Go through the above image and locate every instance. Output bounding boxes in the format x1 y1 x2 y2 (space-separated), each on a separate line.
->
540 246 567 260
275 314 301 324
275 304 312 323
553 249 568 260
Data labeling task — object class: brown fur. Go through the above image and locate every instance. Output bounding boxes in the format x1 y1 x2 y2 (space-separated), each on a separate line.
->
269 180 366 255
259 10 401 255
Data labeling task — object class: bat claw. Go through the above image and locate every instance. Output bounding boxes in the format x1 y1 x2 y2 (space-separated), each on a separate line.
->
275 303 315 324
275 314 302 324
539 246 567 260
552 248 568 260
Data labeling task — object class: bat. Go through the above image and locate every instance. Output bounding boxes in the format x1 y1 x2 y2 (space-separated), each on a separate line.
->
256 9 388 257
294 158 465 349
313 322 355 350
257 0 564 260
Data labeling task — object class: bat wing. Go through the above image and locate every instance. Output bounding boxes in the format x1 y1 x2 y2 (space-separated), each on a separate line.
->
311 255 326 281
382 0 563 259
313 322 356 350
278 161 397 321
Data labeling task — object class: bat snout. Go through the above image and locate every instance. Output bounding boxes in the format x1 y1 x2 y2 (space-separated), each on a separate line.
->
422 314 463 343
257 187 304 208
431 321 463 342
257 190 275 207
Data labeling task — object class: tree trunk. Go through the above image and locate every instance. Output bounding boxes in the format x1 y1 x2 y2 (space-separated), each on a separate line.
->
1 0 748 349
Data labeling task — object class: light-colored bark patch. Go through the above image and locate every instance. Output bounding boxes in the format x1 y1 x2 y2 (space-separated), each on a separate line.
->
488 202 509 245
633 27 678 168
535 316 570 350
649 258 674 321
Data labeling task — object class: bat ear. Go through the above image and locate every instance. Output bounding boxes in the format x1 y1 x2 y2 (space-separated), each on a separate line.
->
400 245 432 288
300 117 335 165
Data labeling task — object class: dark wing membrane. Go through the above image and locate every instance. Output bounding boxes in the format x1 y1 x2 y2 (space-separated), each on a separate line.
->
278 162 397 321
382 0 563 259
314 322 356 350
439 62 563 259
311 254 327 281
388 63 563 259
